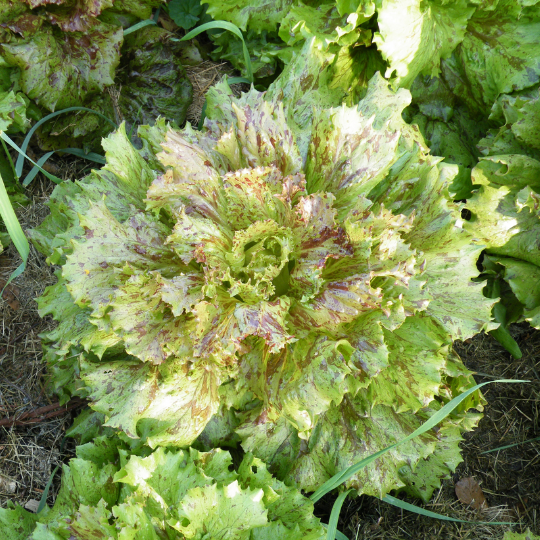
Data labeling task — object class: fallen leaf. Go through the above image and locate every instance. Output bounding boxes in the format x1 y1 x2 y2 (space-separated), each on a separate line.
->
455 477 488 511
0 279 20 310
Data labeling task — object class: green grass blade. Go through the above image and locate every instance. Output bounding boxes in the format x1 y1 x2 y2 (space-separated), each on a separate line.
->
227 77 252 85
481 435 540 454
22 151 55 186
15 107 117 177
322 524 349 540
1 133 62 184
382 495 515 525
179 21 253 82
56 148 106 164
310 379 527 503
1 138 16 181
37 465 59 513
197 100 208 131
124 18 157 36
326 490 352 540
22 148 104 187
0 169 29 291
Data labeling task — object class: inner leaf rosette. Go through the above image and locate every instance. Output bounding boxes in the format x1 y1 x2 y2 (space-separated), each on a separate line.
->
31 72 493 499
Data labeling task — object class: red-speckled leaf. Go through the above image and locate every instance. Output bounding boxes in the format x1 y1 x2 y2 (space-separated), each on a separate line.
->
235 298 294 353
106 273 193 364
222 166 284 230
82 356 222 447
1 22 122 111
43 0 113 32
305 74 409 215
289 193 353 302
63 201 183 317
150 129 229 223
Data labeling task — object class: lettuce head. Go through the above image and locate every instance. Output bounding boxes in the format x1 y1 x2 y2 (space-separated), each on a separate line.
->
0 431 326 540
30 45 494 500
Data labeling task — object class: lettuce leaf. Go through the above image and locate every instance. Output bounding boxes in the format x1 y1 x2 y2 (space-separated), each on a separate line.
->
373 0 474 88
1 22 122 111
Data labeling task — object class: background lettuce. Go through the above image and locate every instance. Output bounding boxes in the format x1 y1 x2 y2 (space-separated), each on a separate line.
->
0 0 193 151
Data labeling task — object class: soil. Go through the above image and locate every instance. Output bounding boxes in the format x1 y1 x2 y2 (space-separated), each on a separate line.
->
1 64 539 539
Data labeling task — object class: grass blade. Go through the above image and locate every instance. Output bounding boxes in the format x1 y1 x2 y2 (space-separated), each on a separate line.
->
382 495 515 525
326 490 352 540
22 148 104 186
15 107 116 178
322 524 349 540
310 379 527 503
179 21 253 82
37 465 59 513
0 138 16 181
1 133 62 184
124 18 157 35
55 148 106 164
226 77 252 85
0 169 29 291
22 151 54 186
197 100 208 131
481 435 540 454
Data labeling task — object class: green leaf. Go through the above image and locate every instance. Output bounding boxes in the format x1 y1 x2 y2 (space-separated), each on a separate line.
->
0 503 39 540
204 0 293 32
68 500 118 539
373 0 475 88
309 379 523 503
118 26 193 129
171 481 268 538
0 90 30 133
169 0 204 30
467 156 540 267
503 530 540 540
278 4 364 49
487 255 540 330
209 29 286 81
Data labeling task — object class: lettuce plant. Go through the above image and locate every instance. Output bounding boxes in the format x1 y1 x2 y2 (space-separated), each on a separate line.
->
0 0 194 150
464 85 540 347
30 52 494 500
0 431 326 539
